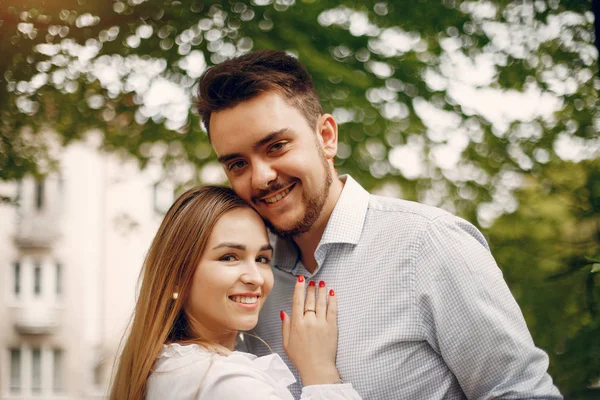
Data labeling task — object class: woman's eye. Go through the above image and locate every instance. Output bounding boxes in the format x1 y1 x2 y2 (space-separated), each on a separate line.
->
220 254 237 262
256 256 271 264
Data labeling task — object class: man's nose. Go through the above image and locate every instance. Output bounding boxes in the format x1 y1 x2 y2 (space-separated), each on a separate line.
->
251 160 277 190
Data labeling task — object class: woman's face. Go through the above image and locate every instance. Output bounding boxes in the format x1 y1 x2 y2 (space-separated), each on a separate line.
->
184 207 274 346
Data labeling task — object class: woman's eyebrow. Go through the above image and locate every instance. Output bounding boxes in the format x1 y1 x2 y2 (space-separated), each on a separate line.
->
260 244 273 252
212 242 245 250
212 243 273 252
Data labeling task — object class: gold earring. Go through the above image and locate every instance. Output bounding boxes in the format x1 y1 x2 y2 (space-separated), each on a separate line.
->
172 286 179 300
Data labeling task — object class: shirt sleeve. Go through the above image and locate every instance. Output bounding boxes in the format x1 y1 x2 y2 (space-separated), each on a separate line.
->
415 215 562 400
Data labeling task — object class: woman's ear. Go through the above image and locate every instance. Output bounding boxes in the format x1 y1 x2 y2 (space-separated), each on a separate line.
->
317 114 338 161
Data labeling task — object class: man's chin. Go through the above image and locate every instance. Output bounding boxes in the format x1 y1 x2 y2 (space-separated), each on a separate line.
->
264 218 310 239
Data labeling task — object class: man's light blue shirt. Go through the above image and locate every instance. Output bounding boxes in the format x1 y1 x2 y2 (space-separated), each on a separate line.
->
245 175 561 399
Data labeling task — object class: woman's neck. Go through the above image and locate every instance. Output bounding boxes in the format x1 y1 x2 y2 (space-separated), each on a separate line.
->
186 313 237 351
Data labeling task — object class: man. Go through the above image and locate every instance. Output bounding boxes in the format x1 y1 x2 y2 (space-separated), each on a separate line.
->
196 50 562 399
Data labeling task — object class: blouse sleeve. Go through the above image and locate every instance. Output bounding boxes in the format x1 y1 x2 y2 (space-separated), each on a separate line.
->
199 353 294 400
201 371 363 400
200 370 293 400
301 383 363 400
198 353 363 400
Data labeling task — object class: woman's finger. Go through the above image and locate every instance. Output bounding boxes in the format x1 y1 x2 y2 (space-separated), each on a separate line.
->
291 275 306 321
326 288 337 325
316 280 327 319
304 281 317 318
281 310 290 350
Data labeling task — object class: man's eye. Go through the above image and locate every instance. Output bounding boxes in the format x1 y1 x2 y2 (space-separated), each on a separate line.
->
256 256 271 264
228 160 246 171
268 142 287 153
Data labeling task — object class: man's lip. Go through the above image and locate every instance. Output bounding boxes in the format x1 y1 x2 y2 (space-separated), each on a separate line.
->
258 183 295 202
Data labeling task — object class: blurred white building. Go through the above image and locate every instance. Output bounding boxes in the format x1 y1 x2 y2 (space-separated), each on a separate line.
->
0 142 174 399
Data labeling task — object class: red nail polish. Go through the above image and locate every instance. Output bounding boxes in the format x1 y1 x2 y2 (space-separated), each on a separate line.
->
309 281 316 287
319 280 325 288
329 289 335 296
298 275 304 283
280 310 284 321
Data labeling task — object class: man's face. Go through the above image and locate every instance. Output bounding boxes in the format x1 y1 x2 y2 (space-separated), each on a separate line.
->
210 92 334 237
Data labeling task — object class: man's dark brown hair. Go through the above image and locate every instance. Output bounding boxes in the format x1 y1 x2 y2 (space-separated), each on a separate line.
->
196 50 323 137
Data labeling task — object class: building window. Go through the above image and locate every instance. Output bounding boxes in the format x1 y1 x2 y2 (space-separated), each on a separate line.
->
10 348 21 394
56 263 62 296
35 179 45 210
34 262 42 296
32 348 42 393
53 348 64 392
14 261 21 296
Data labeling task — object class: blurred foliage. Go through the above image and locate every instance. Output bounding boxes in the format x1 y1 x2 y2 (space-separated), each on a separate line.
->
488 158 600 397
0 0 598 397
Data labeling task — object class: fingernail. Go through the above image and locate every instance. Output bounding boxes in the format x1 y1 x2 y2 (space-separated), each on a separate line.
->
309 281 316 287
280 310 284 321
319 280 325 288
298 275 304 283
329 289 335 296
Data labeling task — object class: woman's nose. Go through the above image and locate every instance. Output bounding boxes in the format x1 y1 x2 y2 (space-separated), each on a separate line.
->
240 262 265 286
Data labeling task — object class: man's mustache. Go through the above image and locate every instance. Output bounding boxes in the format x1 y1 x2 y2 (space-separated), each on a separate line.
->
251 180 294 203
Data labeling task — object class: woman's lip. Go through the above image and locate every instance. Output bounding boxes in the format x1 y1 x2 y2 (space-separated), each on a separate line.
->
229 293 260 297
229 298 260 310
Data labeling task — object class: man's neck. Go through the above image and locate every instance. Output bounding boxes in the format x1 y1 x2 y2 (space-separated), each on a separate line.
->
293 177 344 274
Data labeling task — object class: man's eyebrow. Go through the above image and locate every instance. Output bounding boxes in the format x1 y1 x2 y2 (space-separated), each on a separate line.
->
252 128 290 152
216 128 291 165
217 152 243 165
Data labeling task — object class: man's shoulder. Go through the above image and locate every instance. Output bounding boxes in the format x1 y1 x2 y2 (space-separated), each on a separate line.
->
367 193 451 222
365 193 486 248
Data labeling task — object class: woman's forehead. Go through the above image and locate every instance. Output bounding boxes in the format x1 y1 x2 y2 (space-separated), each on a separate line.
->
206 208 269 248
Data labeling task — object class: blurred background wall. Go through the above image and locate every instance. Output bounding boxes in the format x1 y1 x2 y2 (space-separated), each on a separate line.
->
0 141 172 398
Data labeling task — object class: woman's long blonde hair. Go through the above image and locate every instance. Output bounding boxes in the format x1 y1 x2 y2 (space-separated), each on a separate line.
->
109 185 250 400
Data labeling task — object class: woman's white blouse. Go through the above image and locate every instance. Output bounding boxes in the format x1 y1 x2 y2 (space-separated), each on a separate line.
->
146 343 362 400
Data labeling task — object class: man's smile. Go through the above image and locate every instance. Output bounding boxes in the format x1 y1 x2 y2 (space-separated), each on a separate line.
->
262 184 295 204
257 182 296 205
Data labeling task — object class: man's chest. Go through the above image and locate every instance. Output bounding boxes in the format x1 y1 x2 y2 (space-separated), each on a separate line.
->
255 286 460 399
255 249 461 398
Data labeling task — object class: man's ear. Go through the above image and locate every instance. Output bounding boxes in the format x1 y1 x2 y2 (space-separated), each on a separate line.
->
317 114 338 160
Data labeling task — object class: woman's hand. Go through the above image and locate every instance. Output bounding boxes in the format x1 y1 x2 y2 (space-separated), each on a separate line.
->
280 276 340 386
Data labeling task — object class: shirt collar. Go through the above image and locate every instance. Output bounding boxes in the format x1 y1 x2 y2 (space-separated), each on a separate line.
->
270 232 300 273
271 175 370 273
319 174 369 246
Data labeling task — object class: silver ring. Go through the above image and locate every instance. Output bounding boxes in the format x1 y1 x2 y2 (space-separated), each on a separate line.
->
304 308 316 314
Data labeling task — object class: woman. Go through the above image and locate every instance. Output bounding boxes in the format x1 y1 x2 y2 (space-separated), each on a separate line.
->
110 186 361 399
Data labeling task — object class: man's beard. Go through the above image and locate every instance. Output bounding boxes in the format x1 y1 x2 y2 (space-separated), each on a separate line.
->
263 156 333 239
